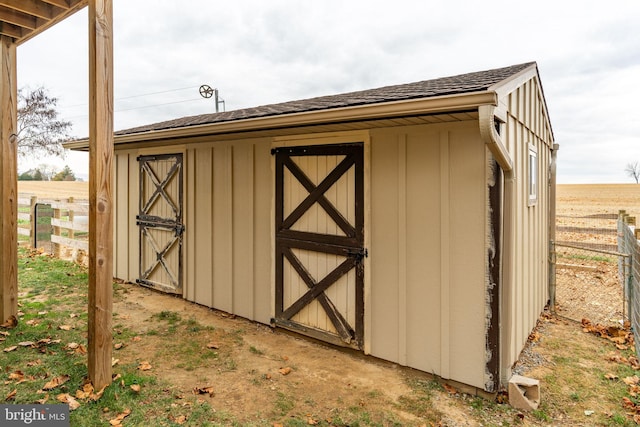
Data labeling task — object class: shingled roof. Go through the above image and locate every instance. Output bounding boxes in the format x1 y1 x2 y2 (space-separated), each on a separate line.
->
117 62 536 136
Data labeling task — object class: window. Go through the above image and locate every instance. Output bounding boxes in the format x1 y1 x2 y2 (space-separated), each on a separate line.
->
528 143 538 206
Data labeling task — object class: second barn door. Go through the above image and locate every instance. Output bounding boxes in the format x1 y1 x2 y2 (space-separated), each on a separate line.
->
274 143 365 349
137 153 184 294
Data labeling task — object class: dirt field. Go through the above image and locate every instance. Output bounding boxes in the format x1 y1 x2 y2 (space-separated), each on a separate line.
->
557 183 640 217
18 181 89 201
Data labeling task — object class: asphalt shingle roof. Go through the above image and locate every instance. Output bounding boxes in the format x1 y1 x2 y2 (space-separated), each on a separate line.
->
117 62 535 136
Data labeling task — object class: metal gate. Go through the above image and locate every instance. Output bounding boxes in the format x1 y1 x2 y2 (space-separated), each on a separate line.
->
552 212 630 326
137 154 184 294
273 143 365 349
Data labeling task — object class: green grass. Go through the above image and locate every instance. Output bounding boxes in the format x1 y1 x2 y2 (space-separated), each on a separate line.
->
1 248 219 426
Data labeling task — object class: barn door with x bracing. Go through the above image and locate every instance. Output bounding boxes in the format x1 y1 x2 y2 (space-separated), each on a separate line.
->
137 154 184 294
274 143 365 349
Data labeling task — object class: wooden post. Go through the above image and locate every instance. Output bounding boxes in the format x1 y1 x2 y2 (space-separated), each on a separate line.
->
30 196 37 249
53 201 61 257
68 197 75 242
87 0 114 389
0 35 17 324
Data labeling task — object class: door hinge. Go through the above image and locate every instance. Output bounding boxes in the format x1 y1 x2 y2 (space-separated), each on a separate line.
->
347 247 368 262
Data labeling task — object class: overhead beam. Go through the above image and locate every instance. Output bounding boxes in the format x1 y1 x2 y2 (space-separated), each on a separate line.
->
0 0 57 21
40 0 72 9
0 22 24 39
87 0 113 389
0 34 17 324
0 6 38 30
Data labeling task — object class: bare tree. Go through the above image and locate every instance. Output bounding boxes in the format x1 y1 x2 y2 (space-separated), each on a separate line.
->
16 86 72 159
625 162 640 184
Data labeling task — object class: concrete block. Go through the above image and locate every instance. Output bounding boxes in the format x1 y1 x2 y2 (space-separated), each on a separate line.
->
508 375 540 411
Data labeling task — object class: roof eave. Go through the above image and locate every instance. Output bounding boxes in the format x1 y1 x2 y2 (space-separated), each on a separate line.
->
64 90 498 151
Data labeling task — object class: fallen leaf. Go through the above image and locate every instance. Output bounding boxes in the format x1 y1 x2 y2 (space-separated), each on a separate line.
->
8 371 24 382
3 345 17 353
38 311 48 316
27 359 42 367
5 389 16 401
279 367 292 376
132 336 141 342
193 386 215 397
57 393 81 410
443 383 457 394
308 418 319 425
35 394 49 404
26 319 40 326
175 415 187 424
89 386 106 401
623 375 640 386
58 325 72 331
0 331 10 337
114 343 125 350
605 373 619 380
109 409 131 426
130 384 141 393
206 342 220 349
138 361 152 371
0 315 18 329
112 358 120 367
66 342 80 349
43 374 70 390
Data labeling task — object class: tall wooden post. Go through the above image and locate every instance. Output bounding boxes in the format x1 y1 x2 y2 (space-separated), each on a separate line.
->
88 0 114 389
0 35 17 324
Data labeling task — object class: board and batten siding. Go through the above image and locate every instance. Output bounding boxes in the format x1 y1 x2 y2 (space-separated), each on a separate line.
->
184 139 272 324
112 140 272 325
369 121 488 389
501 75 553 378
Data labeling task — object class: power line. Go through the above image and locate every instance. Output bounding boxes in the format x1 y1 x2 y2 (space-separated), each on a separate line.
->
59 86 201 109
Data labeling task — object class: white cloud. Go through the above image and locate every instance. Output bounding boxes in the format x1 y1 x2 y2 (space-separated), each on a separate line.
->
16 0 640 183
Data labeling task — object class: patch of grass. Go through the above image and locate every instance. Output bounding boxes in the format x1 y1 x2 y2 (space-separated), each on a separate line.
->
249 345 264 355
274 392 295 416
153 310 181 323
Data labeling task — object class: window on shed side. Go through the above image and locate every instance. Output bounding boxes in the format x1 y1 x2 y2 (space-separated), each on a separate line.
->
528 143 538 206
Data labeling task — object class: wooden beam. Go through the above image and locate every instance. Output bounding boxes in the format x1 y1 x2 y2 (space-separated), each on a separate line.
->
87 0 113 390
0 34 17 324
40 0 71 9
0 22 25 40
0 0 57 20
0 6 38 30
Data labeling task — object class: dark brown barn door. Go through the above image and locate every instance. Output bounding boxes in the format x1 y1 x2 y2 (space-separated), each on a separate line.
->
137 154 184 294
274 143 365 349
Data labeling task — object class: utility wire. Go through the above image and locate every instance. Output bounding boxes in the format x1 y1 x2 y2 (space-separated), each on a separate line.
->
59 86 201 109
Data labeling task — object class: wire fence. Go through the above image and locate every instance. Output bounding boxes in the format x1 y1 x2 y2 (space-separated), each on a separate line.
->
617 212 640 355
552 213 628 327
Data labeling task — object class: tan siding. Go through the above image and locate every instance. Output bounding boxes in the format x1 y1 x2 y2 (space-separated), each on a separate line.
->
370 135 401 362
184 140 272 323
369 121 487 389
501 75 554 378
114 153 129 280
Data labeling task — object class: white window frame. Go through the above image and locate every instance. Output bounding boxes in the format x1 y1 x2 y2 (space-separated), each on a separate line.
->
528 143 538 206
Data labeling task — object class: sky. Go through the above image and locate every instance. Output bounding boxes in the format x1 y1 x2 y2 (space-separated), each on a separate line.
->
16 0 640 183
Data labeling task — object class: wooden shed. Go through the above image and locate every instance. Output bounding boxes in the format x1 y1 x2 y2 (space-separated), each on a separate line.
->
68 62 556 392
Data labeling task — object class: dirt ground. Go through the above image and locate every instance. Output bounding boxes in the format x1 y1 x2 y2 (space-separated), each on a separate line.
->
111 282 480 425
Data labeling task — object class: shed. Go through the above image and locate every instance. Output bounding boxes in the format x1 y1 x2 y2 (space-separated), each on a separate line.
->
68 61 556 392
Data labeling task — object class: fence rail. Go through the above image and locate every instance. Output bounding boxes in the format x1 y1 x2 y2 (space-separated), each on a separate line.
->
18 195 89 255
